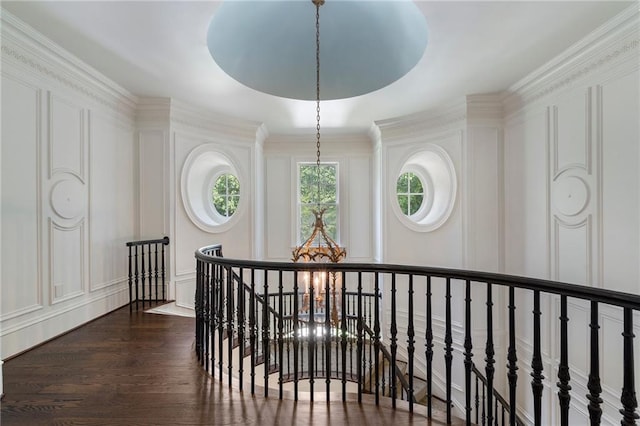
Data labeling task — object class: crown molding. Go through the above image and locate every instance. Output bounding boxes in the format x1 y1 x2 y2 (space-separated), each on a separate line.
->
466 94 503 127
1 9 138 116
264 130 372 155
136 97 172 128
169 99 262 143
376 99 467 142
368 124 382 151
255 124 269 148
503 4 639 116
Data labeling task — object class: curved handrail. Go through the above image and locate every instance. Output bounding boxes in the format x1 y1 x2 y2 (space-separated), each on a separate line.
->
195 244 640 425
196 245 640 309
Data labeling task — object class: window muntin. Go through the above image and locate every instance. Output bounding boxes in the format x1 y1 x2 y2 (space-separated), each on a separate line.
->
211 173 240 218
396 171 424 216
298 163 339 245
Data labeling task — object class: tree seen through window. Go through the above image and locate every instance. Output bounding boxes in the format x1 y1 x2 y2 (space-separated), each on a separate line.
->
299 163 338 244
212 173 240 218
397 172 424 216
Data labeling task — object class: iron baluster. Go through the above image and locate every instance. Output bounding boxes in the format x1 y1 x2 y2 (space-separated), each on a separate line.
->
557 295 571 426
531 290 544 426
464 279 474 425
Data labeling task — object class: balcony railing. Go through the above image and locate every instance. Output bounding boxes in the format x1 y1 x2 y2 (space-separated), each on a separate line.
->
126 236 170 311
194 244 640 425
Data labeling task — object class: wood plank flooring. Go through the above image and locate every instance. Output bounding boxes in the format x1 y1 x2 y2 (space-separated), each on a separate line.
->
1 305 462 425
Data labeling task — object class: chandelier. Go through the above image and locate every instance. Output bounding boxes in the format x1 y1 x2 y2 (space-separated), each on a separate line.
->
292 0 346 325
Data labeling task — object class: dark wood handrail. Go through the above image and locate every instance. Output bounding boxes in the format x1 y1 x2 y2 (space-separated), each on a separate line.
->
196 246 640 310
127 236 170 247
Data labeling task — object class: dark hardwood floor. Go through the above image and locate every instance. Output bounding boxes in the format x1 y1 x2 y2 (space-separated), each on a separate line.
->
1 305 461 425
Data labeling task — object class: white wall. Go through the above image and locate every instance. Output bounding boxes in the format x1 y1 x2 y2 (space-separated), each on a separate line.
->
0 5 638 423
137 99 264 309
504 7 640 424
263 132 375 264
1 11 138 366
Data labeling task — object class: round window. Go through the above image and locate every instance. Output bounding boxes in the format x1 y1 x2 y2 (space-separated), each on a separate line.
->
212 173 240 218
390 144 457 232
396 172 424 217
181 145 244 233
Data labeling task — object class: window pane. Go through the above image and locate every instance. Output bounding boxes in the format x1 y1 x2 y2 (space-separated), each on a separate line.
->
212 173 240 218
397 172 425 217
299 205 316 243
227 175 240 195
409 193 423 215
409 173 423 193
397 194 409 215
298 163 339 245
227 195 239 216
397 173 408 193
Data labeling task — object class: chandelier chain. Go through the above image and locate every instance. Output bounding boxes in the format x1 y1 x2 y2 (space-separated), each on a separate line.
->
315 0 321 206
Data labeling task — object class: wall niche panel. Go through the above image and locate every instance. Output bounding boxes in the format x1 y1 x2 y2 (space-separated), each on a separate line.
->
49 93 85 179
50 220 85 303
0 75 42 318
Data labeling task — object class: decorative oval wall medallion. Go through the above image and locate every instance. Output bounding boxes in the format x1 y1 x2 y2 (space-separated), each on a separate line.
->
553 175 589 217
50 177 84 220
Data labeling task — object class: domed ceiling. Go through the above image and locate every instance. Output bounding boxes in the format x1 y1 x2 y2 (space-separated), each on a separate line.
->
207 0 428 100
1 1 634 133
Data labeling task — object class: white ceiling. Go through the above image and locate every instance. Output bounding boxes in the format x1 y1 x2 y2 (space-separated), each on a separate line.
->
2 1 634 134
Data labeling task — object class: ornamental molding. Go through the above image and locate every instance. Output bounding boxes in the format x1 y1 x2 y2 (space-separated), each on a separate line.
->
170 99 262 142
1 11 137 117
503 5 639 116
376 100 467 142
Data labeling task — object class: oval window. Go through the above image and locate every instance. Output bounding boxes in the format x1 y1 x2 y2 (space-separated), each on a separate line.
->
396 172 424 217
212 173 240 218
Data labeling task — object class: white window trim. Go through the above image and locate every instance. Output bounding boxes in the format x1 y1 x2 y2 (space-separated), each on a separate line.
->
390 144 457 232
181 144 245 234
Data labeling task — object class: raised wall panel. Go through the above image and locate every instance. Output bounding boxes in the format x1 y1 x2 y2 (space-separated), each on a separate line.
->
346 157 372 259
548 86 601 288
89 112 136 290
553 89 591 174
554 218 590 284
139 130 165 239
49 93 85 180
0 76 42 318
50 220 85 303
566 299 589 376
265 156 292 259
601 71 640 294
468 127 501 272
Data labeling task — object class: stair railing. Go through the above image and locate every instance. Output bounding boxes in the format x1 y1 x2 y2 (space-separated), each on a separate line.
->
126 236 169 311
195 244 640 425
472 362 526 426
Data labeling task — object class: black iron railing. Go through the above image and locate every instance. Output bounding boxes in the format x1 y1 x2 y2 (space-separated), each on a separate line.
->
194 244 640 425
126 236 169 311
472 363 526 426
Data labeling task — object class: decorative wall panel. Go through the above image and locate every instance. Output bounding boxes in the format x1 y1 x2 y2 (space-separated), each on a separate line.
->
0 76 42 319
49 93 85 180
548 86 601 287
50 219 85 303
